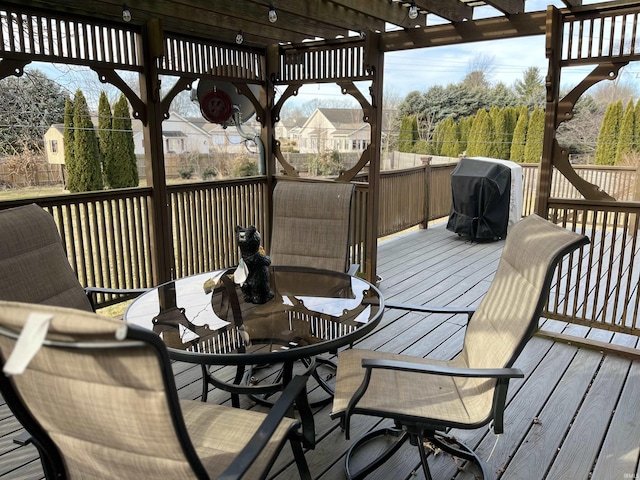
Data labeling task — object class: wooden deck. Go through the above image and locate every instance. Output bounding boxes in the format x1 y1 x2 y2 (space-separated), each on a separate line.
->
2 221 640 479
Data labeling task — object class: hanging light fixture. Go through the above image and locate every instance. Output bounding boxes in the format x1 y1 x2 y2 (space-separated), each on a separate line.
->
408 2 418 20
235 30 244 44
122 4 132 22
268 5 278 23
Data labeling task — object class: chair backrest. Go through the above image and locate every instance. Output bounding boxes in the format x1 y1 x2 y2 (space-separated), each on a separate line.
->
270 181 355 273
0 301 208 479
460 214 588 370
0 204 93 311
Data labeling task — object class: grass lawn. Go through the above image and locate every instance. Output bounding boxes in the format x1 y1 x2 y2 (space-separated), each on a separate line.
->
0 185 70 201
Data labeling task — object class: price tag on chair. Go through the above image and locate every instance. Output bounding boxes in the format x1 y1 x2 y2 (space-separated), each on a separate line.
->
3 312 53 376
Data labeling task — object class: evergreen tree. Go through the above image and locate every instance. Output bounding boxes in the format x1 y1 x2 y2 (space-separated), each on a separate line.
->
70 90 103 192
110 94 139 188
63 97 77 191
510 109 529 163
615 100 635 165
634 99 640 151
524 107 545 163
458 116 473 153
467 109 493 157
412 139 431 155
398 115 418 152
595 100 623 165
97 91 114 186
440 117 460 158
490 106 509 159
430 120 446 156
502 106 518 153
514 67 545 109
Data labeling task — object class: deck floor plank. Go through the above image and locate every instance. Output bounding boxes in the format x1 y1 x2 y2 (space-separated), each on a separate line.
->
1 224 640 479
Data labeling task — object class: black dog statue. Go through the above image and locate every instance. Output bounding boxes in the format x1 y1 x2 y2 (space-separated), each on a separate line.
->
235 225 274 304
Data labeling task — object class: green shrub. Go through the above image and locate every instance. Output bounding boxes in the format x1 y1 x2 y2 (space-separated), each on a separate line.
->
201 166 218 180
178 165 195 179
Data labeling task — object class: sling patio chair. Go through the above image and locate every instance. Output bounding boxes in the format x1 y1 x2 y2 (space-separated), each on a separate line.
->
269 180 358 275
330 213 589 479
245 180 358 405
0 203 147 311
0 301 312 480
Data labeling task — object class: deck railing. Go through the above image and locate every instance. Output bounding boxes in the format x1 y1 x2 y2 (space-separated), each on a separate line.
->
544 199 640 337
2 162 640 337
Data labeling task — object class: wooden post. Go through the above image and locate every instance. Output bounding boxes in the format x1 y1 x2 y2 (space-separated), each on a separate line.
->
537 6 563 219
365 35 383 284
139 19 174 284
263 44 279 251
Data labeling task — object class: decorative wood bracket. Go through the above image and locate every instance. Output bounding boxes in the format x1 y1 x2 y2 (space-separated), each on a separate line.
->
337 81 374 123
337 144 372 182
272 83 302 125
273 139 299 177
272 83 302 176
0 59 30 80
334 81 376 181
550 61 626 201
552 139 614 201
161 77 194 120
92 67 147 126
232 82 265 125
556 62 627 128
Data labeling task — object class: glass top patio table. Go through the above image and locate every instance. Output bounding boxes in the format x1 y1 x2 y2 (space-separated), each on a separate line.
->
125 266 383 407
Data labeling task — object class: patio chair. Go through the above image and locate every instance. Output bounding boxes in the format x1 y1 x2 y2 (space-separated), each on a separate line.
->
0 301 312 480
0 203 146 311
269 180 358 275
244 180 357 406
330 214 589 479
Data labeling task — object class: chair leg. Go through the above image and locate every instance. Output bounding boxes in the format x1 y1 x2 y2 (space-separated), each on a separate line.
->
290 439 312 480
344 426 410 480
416 433 434 480
428 432 489 479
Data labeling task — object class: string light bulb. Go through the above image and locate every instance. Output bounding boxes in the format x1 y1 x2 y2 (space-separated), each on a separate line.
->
268 5 278 23
235 30 244 44
122 4 132 22
408 2 418 20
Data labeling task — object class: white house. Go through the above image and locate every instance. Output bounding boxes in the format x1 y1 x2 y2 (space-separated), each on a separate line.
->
297 108 370 154
132 111 212 156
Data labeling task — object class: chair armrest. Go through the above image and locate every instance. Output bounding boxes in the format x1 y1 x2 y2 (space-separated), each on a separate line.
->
85 287 150 310
384 301 476 320
342 357 522 439
217 374 311 480
361 358 523 379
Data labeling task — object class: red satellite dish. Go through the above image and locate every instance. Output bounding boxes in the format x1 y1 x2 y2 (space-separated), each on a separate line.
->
200 89 233 124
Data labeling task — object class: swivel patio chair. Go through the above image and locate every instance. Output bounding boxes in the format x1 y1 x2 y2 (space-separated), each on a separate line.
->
0 301 312 480
330 214 589 479
0 203 146 311
269 180 358 275
244 180 357 405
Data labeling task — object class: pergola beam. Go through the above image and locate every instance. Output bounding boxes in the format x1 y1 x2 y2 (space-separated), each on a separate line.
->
379 10 547 51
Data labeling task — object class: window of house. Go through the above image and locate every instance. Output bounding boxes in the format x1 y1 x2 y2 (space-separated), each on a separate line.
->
50 140 58 153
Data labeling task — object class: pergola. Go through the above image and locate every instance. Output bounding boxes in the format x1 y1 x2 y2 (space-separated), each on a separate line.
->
1 0 637 287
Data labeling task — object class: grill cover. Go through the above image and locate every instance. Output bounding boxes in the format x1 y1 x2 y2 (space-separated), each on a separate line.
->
446 157 511 241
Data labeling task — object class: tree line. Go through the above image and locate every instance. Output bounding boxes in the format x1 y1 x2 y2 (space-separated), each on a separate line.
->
397 105 547 163
64 90 138 192
393 66 640 165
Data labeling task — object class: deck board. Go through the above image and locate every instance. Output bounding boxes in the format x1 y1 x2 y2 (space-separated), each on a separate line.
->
1 222 639 479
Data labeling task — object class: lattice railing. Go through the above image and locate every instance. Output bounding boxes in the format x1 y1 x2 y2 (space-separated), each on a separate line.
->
159 33 265 81
278 42 372 83
562 5 640 65
0 6 141 68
